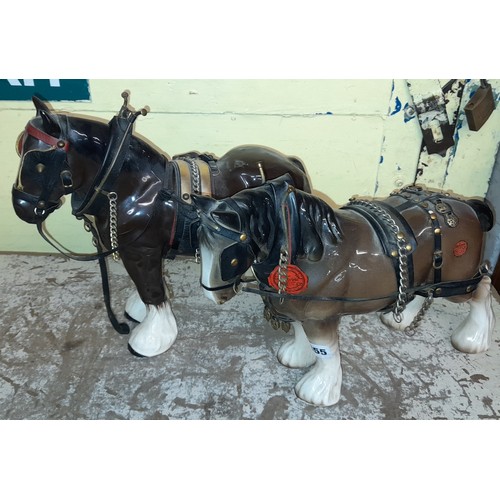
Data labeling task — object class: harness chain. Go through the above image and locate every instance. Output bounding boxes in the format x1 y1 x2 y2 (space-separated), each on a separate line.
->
108 192 120 261
277 247 290 304
346 198 433 332
184 157 201 195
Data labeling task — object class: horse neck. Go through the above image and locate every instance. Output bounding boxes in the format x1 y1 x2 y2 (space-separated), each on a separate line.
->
66 116 109 194
66 116 165 215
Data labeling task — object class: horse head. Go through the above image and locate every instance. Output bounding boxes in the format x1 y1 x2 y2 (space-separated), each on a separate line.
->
191 194 258 304
193 176 294 304
12 96 76 223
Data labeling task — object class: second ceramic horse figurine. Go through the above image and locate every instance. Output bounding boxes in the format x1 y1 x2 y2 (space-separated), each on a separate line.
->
193 176 495 406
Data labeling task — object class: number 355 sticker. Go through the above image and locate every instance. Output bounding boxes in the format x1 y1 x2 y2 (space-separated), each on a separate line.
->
310 343 334 359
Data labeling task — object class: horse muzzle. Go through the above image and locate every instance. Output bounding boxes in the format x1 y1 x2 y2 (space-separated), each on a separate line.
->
12 185 61 224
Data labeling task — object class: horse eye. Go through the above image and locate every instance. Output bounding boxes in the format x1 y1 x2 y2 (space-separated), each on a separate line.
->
36 163 46 173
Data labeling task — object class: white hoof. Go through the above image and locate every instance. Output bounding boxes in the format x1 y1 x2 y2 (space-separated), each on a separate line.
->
277 322 317 368
128 302 178 357
451 276 495 354
125 289 147 323
380 295 426 331
294 352 342 406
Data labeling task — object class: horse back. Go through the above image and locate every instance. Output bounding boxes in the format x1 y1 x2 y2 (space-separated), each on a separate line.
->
211 145 311 198
375 188 490 286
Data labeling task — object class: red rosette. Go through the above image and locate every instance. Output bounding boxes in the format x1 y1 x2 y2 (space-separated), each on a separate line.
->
268 264 309 295
453 240 468 257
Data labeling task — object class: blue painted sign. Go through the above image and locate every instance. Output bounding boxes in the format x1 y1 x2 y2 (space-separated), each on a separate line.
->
0 79 90 101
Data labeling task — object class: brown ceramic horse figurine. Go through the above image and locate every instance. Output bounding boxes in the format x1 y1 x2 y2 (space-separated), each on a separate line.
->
192 176 495 406
12 93 311 357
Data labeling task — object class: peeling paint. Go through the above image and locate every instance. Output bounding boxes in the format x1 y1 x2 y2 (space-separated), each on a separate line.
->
390 97 402 115
403 102 416 122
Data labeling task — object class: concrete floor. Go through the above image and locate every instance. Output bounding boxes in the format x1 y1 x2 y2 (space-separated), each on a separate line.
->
1 253 500 420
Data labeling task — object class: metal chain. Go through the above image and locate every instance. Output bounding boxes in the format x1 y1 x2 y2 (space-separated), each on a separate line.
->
277 247 289 304
347 199 410 323
403 290 434 336
184 158 201 195
108 191 120 262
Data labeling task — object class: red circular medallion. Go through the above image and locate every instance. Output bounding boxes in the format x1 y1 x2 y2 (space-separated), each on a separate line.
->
268 264 309 295
453 240 468 257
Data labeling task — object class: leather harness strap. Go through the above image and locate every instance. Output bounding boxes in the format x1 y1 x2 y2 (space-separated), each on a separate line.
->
25 122 70 152
167 157 213 254
174 158 212 203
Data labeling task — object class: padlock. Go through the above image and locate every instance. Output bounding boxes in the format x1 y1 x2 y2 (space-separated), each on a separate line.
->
465 80 496 131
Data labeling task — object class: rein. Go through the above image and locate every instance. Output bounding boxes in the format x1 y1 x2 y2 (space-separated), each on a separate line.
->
241 271 488 303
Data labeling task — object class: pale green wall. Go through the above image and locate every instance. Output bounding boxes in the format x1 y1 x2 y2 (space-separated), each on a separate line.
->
1 79 499 253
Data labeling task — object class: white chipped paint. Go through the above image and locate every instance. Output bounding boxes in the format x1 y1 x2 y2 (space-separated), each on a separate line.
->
411 79 500 197
374 79 421 196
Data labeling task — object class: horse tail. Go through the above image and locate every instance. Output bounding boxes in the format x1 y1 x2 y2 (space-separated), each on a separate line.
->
467 199 495 232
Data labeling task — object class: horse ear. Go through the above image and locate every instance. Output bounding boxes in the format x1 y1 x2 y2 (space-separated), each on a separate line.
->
212 210 241 230
32 95 61 137
191 194 218 214
32 95 51 114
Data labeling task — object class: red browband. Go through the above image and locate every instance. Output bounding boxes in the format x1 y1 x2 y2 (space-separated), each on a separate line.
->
25 122 69 152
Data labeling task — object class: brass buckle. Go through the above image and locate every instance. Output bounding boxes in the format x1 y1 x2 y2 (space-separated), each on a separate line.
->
433 250 443 269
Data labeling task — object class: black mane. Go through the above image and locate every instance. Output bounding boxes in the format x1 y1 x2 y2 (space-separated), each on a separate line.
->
232 179 342 265
294 190 342 262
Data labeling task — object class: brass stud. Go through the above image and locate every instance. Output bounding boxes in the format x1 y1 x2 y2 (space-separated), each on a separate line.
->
391 250 398 258
240 233 247 242
430 213 437 220
405 244 412 252
435 288 442 295
57 140 66 149
231 258 239 267
466 286 474 293
396 231 405 240
434 228 441 235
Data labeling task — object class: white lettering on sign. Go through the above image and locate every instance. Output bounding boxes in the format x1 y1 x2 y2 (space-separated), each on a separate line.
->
7 79 61 87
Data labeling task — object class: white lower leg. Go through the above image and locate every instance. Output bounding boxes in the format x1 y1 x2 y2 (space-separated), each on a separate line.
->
277 322 317 368
451 276 495 354
380 295 426 331
125 289 147 323
294 334 342 406
128 300 178 357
